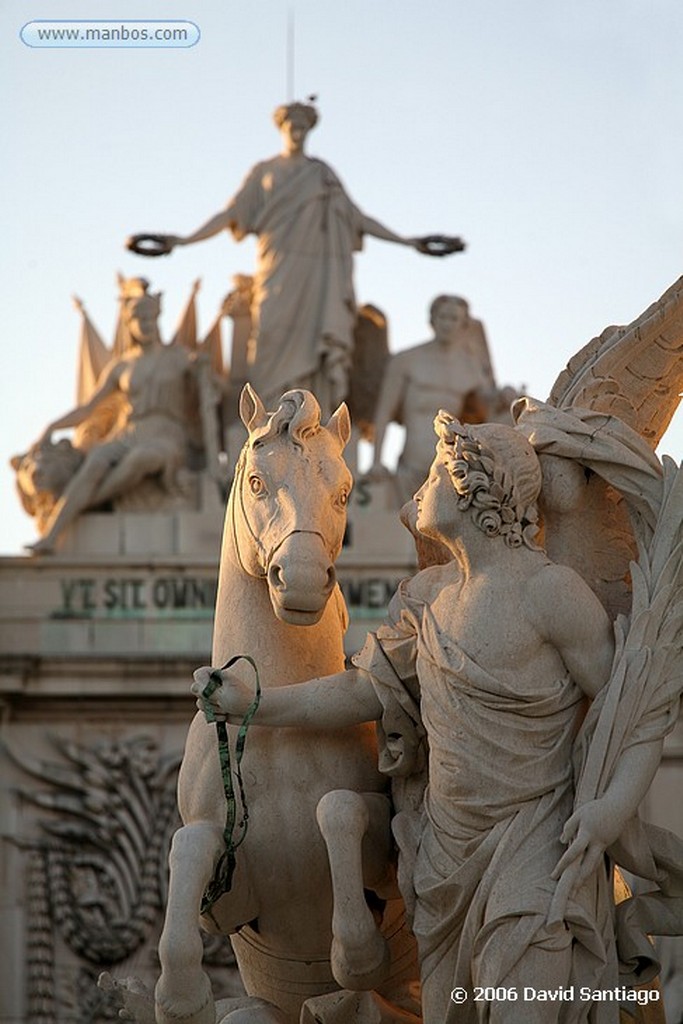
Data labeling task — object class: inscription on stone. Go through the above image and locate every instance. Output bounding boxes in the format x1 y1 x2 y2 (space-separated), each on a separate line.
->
52 573 404 619
54 576 218 618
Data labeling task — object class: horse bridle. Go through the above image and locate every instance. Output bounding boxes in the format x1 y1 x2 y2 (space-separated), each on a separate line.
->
230 450 268 579
230 446 334 581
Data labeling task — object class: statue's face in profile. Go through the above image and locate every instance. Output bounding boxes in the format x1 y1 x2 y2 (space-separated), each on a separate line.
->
414 457 457 542
432 300 467 346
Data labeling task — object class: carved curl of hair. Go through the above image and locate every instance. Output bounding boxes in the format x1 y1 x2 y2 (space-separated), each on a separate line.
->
434 411 542 550
272 102 319 129
254 389 322 447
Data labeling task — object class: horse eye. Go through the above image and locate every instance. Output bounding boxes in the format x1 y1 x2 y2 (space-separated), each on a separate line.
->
338 488 349 507
249 476 265 495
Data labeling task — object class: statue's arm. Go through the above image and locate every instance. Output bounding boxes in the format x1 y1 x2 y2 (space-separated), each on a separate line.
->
359 214 421 249
171 208 238 248
552 739 664 894
38 362 121 444
126 208 241 256
359 215 465 256
192 665 382 729
531 564 665 891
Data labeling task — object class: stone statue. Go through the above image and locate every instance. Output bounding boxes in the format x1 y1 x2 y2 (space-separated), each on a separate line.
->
20 278 222 555
128 101 464 415
367 294 516 502
218 279 391 475
129 387 420 1024
196 277 683 1023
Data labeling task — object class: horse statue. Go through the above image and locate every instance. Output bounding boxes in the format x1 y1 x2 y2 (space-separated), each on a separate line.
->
143 386 419 1024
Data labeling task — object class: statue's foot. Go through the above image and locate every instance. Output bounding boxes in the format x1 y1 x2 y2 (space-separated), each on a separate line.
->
98 972 155 1024
154 971 215 1024
330 925 391 992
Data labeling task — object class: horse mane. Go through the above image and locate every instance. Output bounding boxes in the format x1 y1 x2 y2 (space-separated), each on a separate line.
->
253 389 322 447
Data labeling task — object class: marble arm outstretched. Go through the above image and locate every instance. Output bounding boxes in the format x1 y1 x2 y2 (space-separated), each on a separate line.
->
191 665 382 730
37 363 121 446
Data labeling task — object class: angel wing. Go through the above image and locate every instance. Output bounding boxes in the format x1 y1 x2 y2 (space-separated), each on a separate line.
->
515 275 683 621
548 275 683 447
531 280 683 931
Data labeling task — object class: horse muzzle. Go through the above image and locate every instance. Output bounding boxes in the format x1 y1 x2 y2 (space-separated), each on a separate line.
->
266 531 337 625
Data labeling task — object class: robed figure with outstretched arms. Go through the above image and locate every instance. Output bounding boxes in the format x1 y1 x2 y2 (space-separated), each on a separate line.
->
128 101 463 415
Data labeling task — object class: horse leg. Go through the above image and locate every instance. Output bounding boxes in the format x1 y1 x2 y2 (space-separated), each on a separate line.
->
155 820 225 1024
316 790 394 992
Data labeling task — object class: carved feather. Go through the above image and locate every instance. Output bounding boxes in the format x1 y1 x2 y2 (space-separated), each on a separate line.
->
549 275 683 447
512 277 683 621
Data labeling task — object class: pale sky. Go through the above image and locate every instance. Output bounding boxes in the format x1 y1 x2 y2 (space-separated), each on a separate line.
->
3 0 682 555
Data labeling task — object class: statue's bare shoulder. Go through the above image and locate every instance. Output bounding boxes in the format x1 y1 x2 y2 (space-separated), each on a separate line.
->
524 561 614 697
400 562 461 606
390 341 437 369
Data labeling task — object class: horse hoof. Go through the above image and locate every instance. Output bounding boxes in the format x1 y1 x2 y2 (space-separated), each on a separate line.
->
330 930 391 991
154 974 215 1024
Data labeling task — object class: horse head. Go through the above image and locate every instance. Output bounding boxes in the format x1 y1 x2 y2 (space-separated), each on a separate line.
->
230 385 352 625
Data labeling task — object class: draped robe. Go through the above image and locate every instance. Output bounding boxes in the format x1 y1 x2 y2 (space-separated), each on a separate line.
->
224 155 365 410
350 404 683 1021
353 571 620 1024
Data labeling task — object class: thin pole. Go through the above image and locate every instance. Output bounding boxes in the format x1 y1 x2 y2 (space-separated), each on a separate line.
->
286 10 295 101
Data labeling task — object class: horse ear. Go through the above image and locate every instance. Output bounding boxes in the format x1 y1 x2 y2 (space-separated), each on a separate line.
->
10 454 23 471
326 402 351 450
240 384 268 433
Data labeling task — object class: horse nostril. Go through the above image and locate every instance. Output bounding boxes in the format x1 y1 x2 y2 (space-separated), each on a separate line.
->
268 562 285 591
325 565 337 592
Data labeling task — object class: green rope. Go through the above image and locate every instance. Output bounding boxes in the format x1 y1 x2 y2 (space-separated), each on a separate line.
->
199 655 261 917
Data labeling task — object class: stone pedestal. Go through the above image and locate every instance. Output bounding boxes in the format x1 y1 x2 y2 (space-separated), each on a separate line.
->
0 489 235 1024
0 475 418 1024
3 476 680 1023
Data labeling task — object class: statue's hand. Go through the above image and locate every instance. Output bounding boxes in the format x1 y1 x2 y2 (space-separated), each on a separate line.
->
125 233 178 257
413 235 466 257
551 799 620 894
191 665 253 722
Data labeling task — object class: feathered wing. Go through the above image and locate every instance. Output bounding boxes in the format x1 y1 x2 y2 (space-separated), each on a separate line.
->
515 274 683 621
517 279 683 951
549 274 683 447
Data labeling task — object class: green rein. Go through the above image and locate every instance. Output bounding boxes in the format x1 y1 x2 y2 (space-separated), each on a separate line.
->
199 655 261 918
